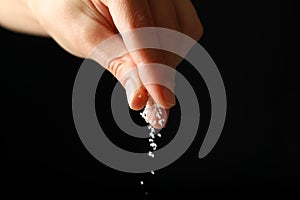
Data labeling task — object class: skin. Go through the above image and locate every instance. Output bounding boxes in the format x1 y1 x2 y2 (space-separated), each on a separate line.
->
0 0 203 127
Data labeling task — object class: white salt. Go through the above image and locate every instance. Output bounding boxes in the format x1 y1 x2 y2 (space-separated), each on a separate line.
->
148 151 154 158
141 96 166 158
158 108 162 115
150 143 157 148
158 119 165 126
149 132 155 139
150 143 157 151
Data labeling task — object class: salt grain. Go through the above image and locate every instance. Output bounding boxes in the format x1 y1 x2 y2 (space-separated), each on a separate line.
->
158 119 165 126
150 143 157 148
148 151 154 158
150 143 157 151
149 132 155 139
158 108 162 115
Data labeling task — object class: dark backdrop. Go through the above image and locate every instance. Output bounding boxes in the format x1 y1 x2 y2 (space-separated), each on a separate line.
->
0 0 298 198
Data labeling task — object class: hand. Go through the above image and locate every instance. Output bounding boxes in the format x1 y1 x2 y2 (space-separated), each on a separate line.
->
28 0 203 127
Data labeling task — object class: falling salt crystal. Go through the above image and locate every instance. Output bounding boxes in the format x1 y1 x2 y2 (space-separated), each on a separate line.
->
150 143 157 148
148 151 154 158
151 171 155 175
140 181 144 185
150 143 157 151
157 133 161 137
149 138 154 142
149 132 155 139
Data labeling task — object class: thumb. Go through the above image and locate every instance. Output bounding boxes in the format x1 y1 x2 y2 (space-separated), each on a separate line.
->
89 34 148 111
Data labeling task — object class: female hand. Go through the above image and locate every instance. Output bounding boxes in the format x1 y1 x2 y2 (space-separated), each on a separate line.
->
28 0 203 127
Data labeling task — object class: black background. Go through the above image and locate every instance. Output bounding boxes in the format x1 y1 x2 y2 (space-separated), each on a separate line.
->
0 0 298 198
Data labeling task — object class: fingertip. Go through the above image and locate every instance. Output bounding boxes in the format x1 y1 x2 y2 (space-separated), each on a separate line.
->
146 84 176 109
129 87 148 110
162 87 176 109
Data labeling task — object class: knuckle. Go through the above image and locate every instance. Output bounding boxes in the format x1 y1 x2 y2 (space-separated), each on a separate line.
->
107 57 127 79
129 10 153 28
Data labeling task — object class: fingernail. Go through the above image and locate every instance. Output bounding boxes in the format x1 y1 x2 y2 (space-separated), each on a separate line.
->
163 87 175 107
